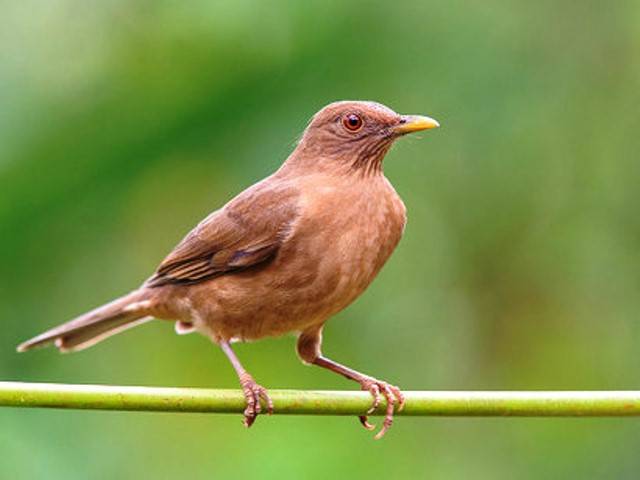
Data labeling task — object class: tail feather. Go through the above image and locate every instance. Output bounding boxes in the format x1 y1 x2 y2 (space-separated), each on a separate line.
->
17 290 154 353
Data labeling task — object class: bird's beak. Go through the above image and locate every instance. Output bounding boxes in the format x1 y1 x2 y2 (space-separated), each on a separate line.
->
393 115 440 135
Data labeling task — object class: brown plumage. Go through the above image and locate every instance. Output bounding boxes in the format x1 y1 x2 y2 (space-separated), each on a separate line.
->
18 100 439 438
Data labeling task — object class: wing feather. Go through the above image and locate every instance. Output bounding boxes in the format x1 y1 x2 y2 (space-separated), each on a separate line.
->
146 179 299 287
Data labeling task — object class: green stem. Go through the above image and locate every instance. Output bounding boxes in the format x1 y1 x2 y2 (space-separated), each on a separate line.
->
1 382 640 416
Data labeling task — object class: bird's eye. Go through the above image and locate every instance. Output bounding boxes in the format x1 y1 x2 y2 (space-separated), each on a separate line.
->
342 113 363 132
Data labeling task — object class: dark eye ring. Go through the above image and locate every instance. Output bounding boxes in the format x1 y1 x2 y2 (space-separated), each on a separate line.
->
342 113 363 132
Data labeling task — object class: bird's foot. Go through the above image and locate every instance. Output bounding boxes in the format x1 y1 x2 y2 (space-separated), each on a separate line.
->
357 377 405 439
239 372 273 428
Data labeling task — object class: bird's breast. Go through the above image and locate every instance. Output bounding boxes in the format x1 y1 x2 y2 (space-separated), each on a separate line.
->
288 175 406 317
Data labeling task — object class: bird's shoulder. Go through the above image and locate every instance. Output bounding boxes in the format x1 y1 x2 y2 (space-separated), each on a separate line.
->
145 176 301 287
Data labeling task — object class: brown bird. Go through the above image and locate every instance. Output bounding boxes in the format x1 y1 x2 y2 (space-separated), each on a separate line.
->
18 100 439 438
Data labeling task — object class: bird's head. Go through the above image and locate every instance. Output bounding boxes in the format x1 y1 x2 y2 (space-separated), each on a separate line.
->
291 100 439 175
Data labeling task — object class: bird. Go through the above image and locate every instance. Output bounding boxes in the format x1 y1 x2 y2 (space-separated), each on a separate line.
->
18 100 439 438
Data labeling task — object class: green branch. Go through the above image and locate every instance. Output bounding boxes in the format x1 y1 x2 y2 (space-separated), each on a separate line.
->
1 382 640 416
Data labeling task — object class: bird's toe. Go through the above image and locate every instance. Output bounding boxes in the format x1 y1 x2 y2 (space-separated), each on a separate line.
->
357 377 404 439
239 373 272 428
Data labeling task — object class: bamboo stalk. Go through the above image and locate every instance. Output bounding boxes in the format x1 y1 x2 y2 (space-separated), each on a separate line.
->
2 382 640 417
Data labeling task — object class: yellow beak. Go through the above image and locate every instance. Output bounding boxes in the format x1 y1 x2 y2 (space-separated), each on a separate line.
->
394 115 440 134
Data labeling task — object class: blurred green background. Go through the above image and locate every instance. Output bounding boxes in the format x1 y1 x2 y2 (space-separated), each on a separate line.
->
2 0 640 478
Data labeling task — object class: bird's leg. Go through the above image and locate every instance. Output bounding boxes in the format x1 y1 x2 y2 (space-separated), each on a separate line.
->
220 341 273 427
297 328 405 439
313 357 405 439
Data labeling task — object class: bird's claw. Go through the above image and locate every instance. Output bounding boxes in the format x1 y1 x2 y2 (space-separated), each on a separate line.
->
239 373 273 428
358 415 376 430
358 377 405 439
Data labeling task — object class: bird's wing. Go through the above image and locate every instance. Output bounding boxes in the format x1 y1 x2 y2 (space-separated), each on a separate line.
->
145 180 300 287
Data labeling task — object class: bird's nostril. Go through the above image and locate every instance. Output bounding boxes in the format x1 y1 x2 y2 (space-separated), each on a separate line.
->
398 118 407 124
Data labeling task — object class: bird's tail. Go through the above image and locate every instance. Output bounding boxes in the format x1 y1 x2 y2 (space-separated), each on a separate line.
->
17 289 154 353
